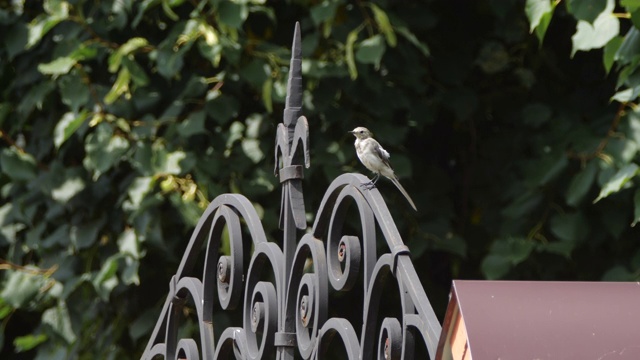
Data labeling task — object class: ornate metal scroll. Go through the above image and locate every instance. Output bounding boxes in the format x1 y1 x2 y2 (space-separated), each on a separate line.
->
141 22 442 360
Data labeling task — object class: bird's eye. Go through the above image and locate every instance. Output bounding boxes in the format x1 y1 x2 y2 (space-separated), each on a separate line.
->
359 131 364 134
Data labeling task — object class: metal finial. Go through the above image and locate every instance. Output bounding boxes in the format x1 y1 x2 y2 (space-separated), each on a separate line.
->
284 22 302 127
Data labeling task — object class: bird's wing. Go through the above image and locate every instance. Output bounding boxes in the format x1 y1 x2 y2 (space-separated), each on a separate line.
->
373 141 392 169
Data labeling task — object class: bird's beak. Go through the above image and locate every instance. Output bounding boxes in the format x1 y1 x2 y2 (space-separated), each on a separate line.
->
348 130 354 134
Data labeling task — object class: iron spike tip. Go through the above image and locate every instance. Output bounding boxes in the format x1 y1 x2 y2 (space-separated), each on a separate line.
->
284 22 303 116
292 22 301 59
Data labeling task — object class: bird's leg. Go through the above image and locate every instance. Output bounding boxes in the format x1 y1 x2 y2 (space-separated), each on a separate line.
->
360 173 379 190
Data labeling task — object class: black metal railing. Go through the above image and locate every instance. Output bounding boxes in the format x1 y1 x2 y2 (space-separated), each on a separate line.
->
141 22 442 360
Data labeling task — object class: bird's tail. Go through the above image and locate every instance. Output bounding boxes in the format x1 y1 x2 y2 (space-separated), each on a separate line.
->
390 176 417 211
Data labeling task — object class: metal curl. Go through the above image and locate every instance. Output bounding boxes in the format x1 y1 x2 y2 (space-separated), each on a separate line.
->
329 235 361 292
199 204 244 315
361 254 394 360
163 277 213 360
285 234 328 359
242 241 285 359
378 318 402 360
214 327 247 359
315 318 360 359
176 339 200 360
245 282 278 359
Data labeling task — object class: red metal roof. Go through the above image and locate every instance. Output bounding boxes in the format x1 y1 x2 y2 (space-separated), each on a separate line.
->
442 280 640 359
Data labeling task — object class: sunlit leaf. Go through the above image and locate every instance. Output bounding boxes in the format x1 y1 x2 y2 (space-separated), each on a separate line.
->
571 5 619 57
594 163 639 202
14 334 47 353
53 111 89 149
525 0 553 32
0 148 37 181
370 4 396 47
42 302 76 344
345 27 360 80
38 57 76 75
0 271 46 308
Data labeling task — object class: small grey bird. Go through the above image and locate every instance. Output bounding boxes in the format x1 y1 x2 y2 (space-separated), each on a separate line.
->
349 127 417 211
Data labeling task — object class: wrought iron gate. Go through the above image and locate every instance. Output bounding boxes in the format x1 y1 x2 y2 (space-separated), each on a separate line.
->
141 22 442 360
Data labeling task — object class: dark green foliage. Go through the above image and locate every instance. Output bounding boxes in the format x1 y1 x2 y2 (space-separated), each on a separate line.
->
0 0 639 357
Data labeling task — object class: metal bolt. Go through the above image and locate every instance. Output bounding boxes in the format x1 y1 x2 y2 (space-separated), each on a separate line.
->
218 257 230 284
251 301 263 332
300 295 309 327
384 337 391 360
338 242 346 262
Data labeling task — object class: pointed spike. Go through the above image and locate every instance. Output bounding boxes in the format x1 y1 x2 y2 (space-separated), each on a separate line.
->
292 21 301 59
284 22 303 125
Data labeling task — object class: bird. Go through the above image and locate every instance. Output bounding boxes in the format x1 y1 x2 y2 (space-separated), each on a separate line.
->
349 127 417 211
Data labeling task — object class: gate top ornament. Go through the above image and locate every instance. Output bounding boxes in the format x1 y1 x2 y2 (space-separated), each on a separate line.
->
141 22 442 360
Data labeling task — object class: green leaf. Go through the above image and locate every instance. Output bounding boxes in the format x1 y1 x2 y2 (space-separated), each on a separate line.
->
631 9 640 30
127 176 155 209
14 334 48 353
178 111 207 137
108 37 149 73
53 111 89 149
611 87 640 102
42 302 76 344
525 0 553 33
396 27 430 57
51 177 85 203
118 228 140 259
369 4 397 47
537 154 568 186
567 0 607 24
83 123 130 178
534 6 555 44
566 161 597 206
550 212 589 242
241 139 264 163
310 1 339 26
481 254 512 279
0 271 46 308
571 10 619 57
217 2 248 29
594 163 639 202
615 28 640 65
18 81 55 116
0 148 37 181
345 26 361 80
121 57 149 87
262 78 273 113
481 237 535 279
70 217 105 250
93 255 120 301
604 36 624 73
622 0 640 11
160 151 186 175
104 68 131 104
58 71 90 112
38 57 76 75
27 15 64 48
355 34 386 68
